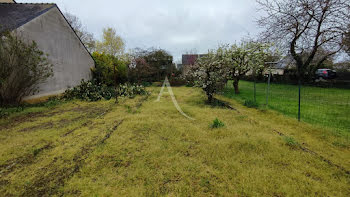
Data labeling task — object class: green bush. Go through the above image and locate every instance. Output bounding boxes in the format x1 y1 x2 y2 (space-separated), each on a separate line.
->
0 31 53 106
210 118 225 128
118 83 148 98
0 107 23 118
169 77 187 86
244 100 259 108
63 80 147 101
141 82 152 87
63 79 113 101
283 136 299 148
0 96 63 118
91 52 128 86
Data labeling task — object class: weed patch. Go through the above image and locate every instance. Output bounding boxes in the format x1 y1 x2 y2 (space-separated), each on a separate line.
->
210 118 225 128
244 100 259 108
283 136 299 148
208 98 239 112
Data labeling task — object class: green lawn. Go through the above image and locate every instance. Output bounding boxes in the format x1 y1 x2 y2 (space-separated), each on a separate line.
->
223 80 350 134
0 87 349 196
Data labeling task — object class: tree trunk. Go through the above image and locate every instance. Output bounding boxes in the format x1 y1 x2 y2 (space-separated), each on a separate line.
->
233 79 240 94
207 93 213 103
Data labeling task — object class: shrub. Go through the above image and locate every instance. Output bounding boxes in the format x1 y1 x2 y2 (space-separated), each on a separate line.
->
210 118 225 128
0 31 53 106
0 96 63 118
118 83 148 98
0 106 24 118
141 82 152 87
283 136 299 148
63 80 147 101
91 52 128 86
169 76 187 86
63 79 115 101
244 100 259 108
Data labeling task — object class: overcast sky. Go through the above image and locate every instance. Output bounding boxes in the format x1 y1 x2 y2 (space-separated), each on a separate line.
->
19 0 262 62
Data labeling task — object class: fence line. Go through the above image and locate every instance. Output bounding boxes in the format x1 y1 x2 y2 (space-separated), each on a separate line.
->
224 80 350 133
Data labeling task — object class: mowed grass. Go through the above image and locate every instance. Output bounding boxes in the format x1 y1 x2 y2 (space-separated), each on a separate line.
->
0 87 349 196
223 80 350 134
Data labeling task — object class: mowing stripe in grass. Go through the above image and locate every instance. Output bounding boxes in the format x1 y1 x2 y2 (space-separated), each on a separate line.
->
0 143 53 177
21 119 125 196
61 104 116 137
19 96 150 196
99 120 124 144
272 129 350 175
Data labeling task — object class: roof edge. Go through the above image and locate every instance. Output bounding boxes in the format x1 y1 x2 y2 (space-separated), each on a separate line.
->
0 3 95 66
1 4 56 32
54 5 95 65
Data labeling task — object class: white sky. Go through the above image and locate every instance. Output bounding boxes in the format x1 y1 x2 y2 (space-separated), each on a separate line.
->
18 0 263 62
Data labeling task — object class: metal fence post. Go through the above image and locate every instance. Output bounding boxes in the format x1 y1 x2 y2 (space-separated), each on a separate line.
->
254 80 257 103
298 78 301 122
266 70 271 107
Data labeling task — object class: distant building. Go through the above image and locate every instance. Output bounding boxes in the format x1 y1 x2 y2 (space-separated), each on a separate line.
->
182 54 207 65
0 1 94 100
182 54 207 75
176 64 183 71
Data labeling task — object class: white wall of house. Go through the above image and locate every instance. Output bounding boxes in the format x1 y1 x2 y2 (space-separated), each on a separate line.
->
16 6 94 99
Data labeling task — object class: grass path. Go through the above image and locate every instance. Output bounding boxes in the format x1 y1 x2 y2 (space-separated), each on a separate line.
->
0 87 349 196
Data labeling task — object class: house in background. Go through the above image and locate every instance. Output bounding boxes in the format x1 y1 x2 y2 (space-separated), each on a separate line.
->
176 63 183 71
182 54 206 76
0 0 94 100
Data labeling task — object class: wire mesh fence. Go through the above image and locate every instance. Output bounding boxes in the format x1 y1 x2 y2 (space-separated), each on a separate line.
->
223 80 350 133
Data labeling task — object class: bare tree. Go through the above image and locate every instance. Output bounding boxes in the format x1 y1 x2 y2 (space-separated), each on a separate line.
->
257 0 350 77
257 0 350 121
64 12 96 53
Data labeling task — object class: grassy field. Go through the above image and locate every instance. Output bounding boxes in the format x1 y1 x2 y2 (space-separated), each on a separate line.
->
0 86 349 196
223 80 350 134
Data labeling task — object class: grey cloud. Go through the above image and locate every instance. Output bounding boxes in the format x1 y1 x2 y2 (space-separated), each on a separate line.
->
18 0 261 61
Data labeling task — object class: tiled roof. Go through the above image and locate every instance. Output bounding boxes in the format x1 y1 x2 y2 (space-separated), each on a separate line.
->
0 3 56 32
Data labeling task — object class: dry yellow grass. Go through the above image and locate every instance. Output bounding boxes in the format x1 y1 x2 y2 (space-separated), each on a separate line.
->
0 86 349 196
